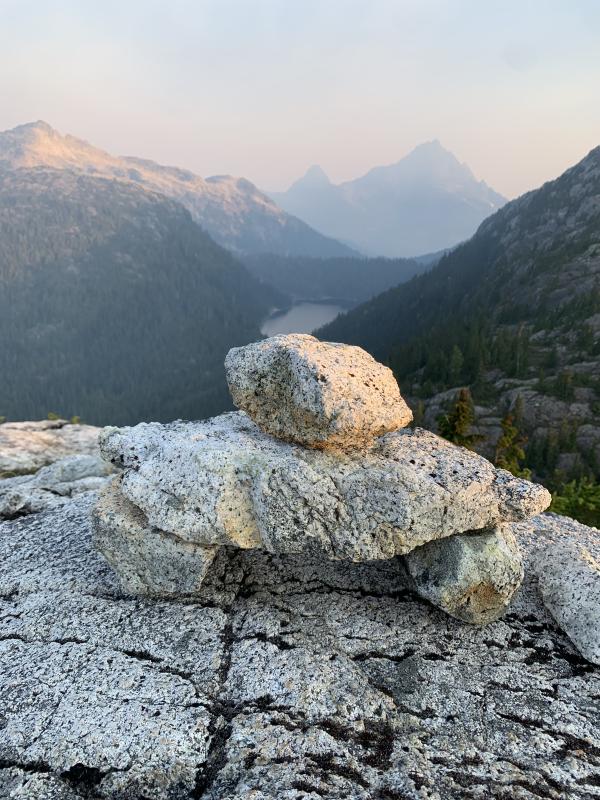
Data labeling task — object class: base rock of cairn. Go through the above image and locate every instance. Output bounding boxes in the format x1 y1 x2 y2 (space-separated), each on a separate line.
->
93 334 550 624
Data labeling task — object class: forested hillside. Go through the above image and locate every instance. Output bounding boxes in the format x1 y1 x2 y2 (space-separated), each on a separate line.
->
0 121 355 258
242 252 430 305
0 168 275 424
320 146 600 517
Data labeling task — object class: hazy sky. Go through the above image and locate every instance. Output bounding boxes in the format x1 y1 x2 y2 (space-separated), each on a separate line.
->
1 0 599 198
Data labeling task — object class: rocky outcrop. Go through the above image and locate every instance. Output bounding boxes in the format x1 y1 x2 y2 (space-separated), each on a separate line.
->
94 336 550 627
225 334 413 449
97 413 548 559
0 494 598 800
0 454 113 521
0 419 101 477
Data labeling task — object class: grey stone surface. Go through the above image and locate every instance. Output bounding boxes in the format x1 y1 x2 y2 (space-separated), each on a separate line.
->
0 454 112 520
0 419 101 476
99 412 550 561
534 539 600 665
92 479 218 596
404 523 524 624
0 495 598 799
225 334 413 449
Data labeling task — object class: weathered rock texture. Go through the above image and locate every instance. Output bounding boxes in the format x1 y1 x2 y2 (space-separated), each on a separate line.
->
0 454 112 521
0 419 101 477
1 495 598 799
225 334 413 449
93 480 218 596
535 539 600 665
404 524 524 624
98 412 549 564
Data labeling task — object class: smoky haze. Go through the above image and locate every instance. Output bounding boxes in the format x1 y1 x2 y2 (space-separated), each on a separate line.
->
1 0 599 198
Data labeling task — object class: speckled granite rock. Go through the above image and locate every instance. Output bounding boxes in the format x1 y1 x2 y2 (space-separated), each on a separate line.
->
99 412 550 563
534 539 600 665
0 419 101 476
93 479 218 596
0 454 113 520
404 524 524 624
225 334 413 449
0 495 598 800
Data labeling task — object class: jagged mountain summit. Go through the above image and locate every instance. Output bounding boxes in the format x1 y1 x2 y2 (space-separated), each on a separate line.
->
0 121 355 257
270 140 506 257
320 144 600 499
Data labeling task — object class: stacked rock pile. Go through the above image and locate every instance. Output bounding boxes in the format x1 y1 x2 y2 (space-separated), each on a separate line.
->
93 334 551 623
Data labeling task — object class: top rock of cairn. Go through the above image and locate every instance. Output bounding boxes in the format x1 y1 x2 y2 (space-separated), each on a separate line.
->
225 333 413 449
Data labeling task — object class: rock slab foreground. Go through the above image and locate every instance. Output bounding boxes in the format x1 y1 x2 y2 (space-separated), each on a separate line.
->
0 495 598 800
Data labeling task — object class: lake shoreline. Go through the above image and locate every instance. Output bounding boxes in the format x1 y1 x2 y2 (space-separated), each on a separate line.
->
261 300 351 337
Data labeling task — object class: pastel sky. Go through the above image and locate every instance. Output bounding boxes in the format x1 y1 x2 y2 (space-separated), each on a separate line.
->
1 0 599 198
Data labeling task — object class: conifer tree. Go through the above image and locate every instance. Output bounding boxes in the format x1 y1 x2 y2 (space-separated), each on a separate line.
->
448 345 464 385
495 411 530 478
437 388 482 450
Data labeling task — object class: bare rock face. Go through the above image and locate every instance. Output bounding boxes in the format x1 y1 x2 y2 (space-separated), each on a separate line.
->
225 334 413 449
0 495 598 800
534 540 600 665
0 454 113 520
0 419 101 477
98 412 550 563
404 524 524 624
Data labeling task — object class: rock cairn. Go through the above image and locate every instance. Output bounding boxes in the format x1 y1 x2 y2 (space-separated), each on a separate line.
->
93 334 550 623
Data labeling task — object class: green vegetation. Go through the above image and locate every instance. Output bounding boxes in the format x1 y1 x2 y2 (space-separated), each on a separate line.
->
550 478 600 528
495 408 531 479
242 253 428 305
437 389 483 450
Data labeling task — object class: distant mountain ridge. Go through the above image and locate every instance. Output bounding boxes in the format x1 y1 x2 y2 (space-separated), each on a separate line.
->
0 121 355 257
270 141 506 257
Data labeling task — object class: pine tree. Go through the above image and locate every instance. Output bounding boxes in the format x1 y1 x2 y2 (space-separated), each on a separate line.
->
550 477 600 528
437 388 483 450
495 411 530 478
448 345 464 386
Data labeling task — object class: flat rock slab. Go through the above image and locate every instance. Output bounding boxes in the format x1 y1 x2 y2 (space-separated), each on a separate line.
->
0 495 599 799
0 419 101 476
225 334 413 449
0 454 113 520
99 412 550 561
93 481 523 622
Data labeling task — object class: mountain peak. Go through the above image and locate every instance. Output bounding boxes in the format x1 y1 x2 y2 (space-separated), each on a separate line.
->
14 120 56 136
272 142 506 257
289 164 331 192
386 139 468 176
0 120 107 171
